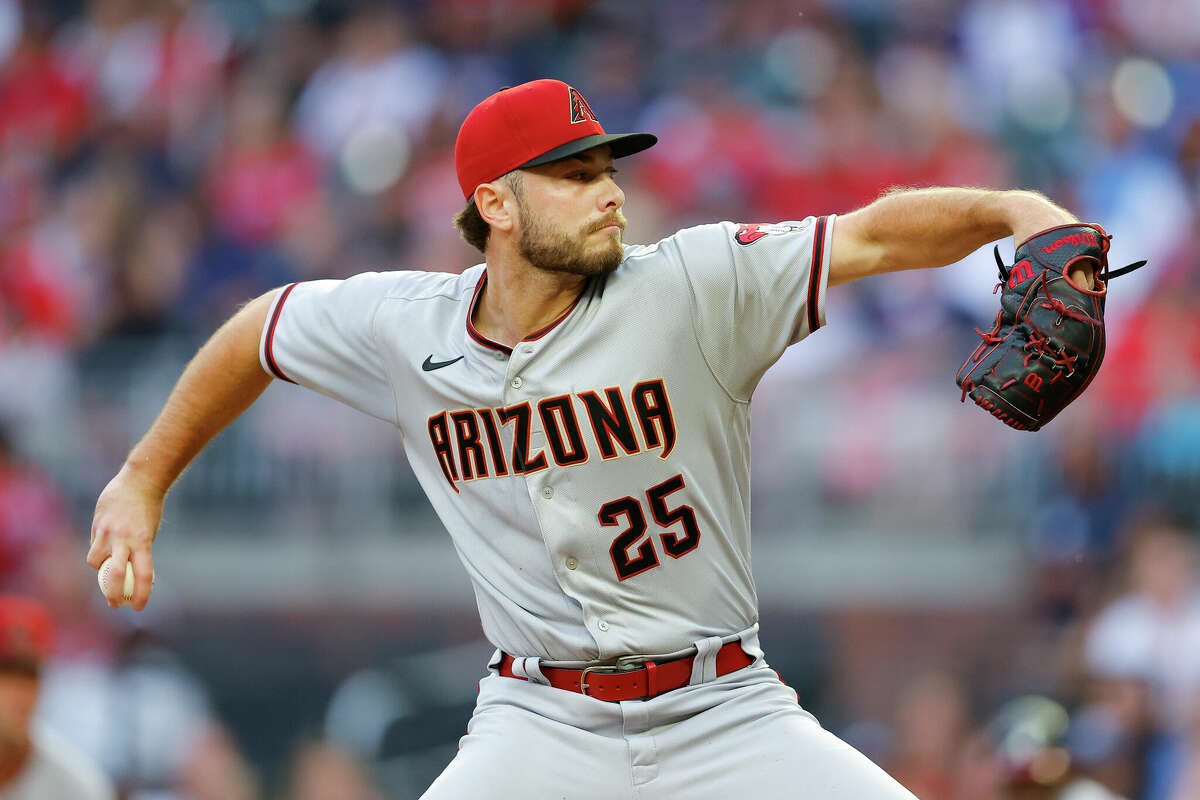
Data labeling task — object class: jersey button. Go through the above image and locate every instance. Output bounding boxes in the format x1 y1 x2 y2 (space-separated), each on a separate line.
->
597 620 610 632
510 376 524 389
540 486 554 499
565 557 578 570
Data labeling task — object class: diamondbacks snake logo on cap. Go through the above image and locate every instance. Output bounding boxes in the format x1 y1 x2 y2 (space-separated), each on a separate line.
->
569 86 598 124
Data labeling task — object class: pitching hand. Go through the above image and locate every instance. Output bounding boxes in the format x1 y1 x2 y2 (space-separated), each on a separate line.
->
87 468 164 611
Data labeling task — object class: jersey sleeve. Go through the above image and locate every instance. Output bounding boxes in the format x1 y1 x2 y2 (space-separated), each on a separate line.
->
674 216 835 400
259 273 399 425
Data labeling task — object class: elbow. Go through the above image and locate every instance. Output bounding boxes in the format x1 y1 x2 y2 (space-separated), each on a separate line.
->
828 210 891 285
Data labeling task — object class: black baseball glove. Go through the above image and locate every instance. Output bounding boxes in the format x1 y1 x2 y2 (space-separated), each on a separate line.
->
956 223 1146 431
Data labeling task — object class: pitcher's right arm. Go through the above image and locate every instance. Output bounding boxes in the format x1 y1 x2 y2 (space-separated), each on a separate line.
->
87 289 280 610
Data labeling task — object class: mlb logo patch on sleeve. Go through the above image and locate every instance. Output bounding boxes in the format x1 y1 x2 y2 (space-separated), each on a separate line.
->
733 221 811 246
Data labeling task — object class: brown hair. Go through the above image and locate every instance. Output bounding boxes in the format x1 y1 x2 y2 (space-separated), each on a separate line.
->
453 197 490 253
452 171 523 254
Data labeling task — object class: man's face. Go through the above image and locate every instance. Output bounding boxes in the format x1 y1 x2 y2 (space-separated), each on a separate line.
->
511 146 627 277
0 673 38 754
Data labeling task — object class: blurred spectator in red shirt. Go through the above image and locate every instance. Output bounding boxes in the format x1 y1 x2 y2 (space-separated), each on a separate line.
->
52 0 228 143
1098 280 1200 435
0 9 89 159
1 155 139 347
0 426 73 592
209 76 321 248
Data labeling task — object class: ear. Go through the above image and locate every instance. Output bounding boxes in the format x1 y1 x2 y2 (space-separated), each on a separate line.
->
475 182 518 234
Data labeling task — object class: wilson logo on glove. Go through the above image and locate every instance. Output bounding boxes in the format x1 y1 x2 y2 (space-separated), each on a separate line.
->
1041 231 1099 254
1007 260 1035 288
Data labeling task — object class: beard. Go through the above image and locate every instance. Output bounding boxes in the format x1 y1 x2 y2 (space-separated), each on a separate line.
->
516 204 625 277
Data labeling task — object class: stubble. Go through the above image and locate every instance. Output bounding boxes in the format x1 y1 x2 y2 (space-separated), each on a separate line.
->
514 190 625 277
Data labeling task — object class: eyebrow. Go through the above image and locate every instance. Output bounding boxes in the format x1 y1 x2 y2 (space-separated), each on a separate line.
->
558 153 612 168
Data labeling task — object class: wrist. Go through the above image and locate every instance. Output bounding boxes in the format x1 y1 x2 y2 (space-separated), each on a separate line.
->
1004 203 1099 290
118 454 172 500
1001 191 1078 244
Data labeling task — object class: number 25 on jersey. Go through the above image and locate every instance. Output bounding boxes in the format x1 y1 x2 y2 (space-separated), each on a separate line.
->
598 474 701 580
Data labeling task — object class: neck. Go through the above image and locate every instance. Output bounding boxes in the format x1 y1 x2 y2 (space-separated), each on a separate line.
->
474 252 589 347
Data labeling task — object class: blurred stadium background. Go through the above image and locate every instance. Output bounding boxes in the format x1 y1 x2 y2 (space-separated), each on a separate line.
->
0 0 1197 798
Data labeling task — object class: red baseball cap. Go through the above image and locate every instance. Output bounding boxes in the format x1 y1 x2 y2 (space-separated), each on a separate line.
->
455 79 657 199
0 596 54 671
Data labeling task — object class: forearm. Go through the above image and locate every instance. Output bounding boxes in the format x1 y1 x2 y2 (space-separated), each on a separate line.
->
830 187 1077 285
119 290 278 496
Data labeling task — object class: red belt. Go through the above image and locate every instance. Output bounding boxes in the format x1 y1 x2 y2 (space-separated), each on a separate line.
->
498 640 754 702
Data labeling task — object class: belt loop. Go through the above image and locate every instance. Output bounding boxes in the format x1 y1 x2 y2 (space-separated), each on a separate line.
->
644 661 659 697
688 635 724 686
511 656 550 686
738 624 764 664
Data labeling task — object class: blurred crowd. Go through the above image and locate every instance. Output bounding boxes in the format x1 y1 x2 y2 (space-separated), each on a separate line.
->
843 514 1200 800
0 0 1198 798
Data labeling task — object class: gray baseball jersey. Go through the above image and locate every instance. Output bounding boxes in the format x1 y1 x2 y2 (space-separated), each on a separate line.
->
259 217 834 663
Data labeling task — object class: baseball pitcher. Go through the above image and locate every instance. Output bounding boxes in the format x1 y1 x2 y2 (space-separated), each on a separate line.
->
88 79 1138 799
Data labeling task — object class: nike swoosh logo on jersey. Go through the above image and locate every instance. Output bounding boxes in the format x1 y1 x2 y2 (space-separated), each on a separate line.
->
422 355 464 371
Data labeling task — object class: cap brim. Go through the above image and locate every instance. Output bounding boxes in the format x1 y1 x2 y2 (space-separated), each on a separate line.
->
519 132 658 168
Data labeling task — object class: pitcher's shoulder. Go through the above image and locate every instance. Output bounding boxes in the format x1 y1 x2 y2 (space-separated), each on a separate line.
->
622 224 727 262
375 264 484 304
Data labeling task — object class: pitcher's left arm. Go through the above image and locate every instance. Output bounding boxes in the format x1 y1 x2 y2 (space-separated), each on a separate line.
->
828 187 1091 288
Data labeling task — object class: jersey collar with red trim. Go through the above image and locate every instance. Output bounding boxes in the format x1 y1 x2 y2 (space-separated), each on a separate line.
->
465 270 588 355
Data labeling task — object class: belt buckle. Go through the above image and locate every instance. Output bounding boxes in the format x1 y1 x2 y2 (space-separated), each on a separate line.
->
579 656 647 697
578 664 620 696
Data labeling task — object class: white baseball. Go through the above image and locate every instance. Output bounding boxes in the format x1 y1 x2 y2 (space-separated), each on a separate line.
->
97 557 154 605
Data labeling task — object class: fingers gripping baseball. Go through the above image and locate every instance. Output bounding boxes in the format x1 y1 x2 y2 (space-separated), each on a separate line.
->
88 472 164 611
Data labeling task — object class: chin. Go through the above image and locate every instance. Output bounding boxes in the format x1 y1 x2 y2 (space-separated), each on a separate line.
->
592 242 624 274
520 228 624 276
